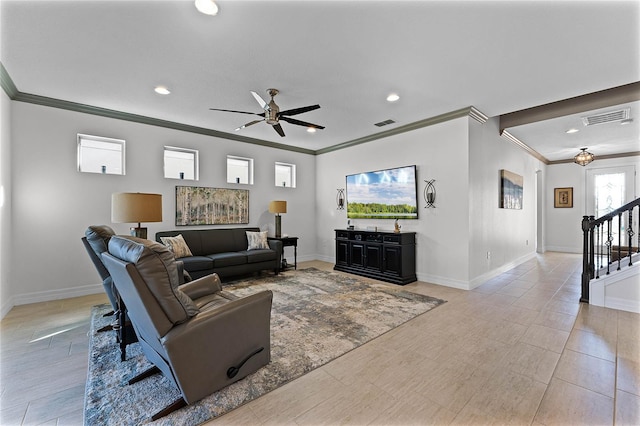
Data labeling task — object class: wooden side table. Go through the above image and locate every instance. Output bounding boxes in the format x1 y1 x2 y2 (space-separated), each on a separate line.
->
268 236 298 270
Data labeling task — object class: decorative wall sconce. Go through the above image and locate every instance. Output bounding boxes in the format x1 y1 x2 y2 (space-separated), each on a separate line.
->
574 147 595 166
424 179 436 208
336 188 345 210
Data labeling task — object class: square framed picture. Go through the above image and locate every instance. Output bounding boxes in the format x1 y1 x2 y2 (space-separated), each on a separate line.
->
554 187 573 208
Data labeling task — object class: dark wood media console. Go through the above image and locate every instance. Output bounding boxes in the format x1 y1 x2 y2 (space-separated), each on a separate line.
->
334 229 417 285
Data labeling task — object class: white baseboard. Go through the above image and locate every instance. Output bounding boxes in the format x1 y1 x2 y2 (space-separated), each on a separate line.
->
545 245 582 254
416 272 471 290
11 283 104 308
605 296 640 314
467 252 538 290
1 296 15 320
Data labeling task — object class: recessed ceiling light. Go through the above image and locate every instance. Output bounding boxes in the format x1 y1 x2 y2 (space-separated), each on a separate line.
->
195 0 219 15
386 93 400 102
154 86 170 95
566 128 579 134
307 127 317 133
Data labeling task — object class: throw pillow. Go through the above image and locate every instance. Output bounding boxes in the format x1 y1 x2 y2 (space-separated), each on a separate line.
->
160 234 193 258
246 231 269 250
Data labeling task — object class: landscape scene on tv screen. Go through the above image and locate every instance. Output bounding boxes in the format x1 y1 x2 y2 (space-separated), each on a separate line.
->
346 165 418 219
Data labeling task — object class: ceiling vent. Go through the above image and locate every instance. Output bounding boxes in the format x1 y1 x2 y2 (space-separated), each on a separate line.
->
374 119 396 127
582 108 630 126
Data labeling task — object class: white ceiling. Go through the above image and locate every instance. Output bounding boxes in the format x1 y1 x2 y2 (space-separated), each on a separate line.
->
2 0 639 158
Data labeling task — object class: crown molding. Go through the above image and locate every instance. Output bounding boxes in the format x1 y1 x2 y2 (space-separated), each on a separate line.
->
316 107 483 155
0 63 19 99
547 151 640 165
2 63 487 156
500 130 550 164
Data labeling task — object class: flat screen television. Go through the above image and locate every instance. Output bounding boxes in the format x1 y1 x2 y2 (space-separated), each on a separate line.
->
346 165 418 219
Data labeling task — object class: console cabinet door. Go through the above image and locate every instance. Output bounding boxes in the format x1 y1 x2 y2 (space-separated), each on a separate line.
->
336 240 349 266
382 245 402 276
365 244 382 272
350 243 365 268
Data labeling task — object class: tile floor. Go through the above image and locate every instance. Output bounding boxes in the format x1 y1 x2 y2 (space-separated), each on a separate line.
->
1 252 638 425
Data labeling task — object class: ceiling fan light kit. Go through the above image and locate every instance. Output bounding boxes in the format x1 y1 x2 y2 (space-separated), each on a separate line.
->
209 88 324 137
574 147 595 166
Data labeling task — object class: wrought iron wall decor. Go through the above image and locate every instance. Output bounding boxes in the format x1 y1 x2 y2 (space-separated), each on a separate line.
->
176 186 249 226
423 179 436 208
336 188 345 210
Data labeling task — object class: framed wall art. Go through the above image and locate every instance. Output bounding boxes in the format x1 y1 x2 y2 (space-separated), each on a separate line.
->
554 187 573 208
499 169 523 209
176 186 249 225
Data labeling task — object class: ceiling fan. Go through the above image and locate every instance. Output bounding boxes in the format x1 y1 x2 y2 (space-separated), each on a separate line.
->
209 88 324 137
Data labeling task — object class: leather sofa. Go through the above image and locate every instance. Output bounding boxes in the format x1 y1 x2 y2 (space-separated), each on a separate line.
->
102 235 272 420
155 228 282 280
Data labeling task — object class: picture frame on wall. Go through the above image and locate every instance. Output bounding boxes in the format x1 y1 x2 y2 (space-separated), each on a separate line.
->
176 186 249 225
499 169 523 209
554 187 573 208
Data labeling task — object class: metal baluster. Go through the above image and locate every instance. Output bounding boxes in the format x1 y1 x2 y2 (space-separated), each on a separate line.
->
595 223 601 278
606 218 612 275
629 207 635 267
617 213 622 271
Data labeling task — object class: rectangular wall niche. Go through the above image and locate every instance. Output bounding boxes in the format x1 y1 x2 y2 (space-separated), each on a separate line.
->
176 186 249 225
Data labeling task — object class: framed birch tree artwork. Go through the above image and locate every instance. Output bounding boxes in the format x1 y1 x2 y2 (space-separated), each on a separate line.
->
176 186 249 225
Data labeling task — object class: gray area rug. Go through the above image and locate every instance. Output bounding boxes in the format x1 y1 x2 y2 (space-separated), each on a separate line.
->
84 267 445 425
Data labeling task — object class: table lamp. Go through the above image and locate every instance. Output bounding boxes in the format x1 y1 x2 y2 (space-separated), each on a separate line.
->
268 200 287 238
111 192 163 239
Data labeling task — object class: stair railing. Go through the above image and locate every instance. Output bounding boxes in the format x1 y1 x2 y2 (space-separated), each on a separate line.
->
581 197 640 303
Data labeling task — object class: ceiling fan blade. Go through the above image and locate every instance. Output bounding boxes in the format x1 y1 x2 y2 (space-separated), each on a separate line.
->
210 108 264 116
279 104 320 116
273 123 286 137
251 91 269 111
280 116 325 129
235 119 264 131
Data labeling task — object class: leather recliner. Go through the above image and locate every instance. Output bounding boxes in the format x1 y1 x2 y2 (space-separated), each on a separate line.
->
101 235 272 420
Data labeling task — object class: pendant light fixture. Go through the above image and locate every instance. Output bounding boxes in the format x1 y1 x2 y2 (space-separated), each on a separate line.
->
574 147 595 166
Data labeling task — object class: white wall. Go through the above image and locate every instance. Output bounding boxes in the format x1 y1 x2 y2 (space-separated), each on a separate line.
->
0 90 12 317
468 117 541 285
8 102 316 307
316 117 473 287
316 115 540 289
546 157 640 253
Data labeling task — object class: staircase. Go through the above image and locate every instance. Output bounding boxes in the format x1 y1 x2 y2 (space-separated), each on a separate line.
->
581 197 640 313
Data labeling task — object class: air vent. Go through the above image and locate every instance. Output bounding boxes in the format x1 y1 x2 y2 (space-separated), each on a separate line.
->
374 119 396 127
582 108 630 126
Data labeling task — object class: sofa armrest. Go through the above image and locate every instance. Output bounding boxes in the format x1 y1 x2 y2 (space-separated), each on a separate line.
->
268 239 282 272
161 290 273 402
175 260 192 284
178 273 222 299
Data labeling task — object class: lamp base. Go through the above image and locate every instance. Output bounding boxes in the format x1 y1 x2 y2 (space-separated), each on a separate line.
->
130 227 148 239
275 215 282 238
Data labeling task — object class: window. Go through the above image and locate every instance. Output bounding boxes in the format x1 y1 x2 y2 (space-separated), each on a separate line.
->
227 155 254 185
77 134 125 175
587 166 636 246
275 162 296 188
164 146 198 180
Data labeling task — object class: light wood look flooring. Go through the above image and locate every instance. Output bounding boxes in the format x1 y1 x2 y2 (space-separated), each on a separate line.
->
1 252 638 425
